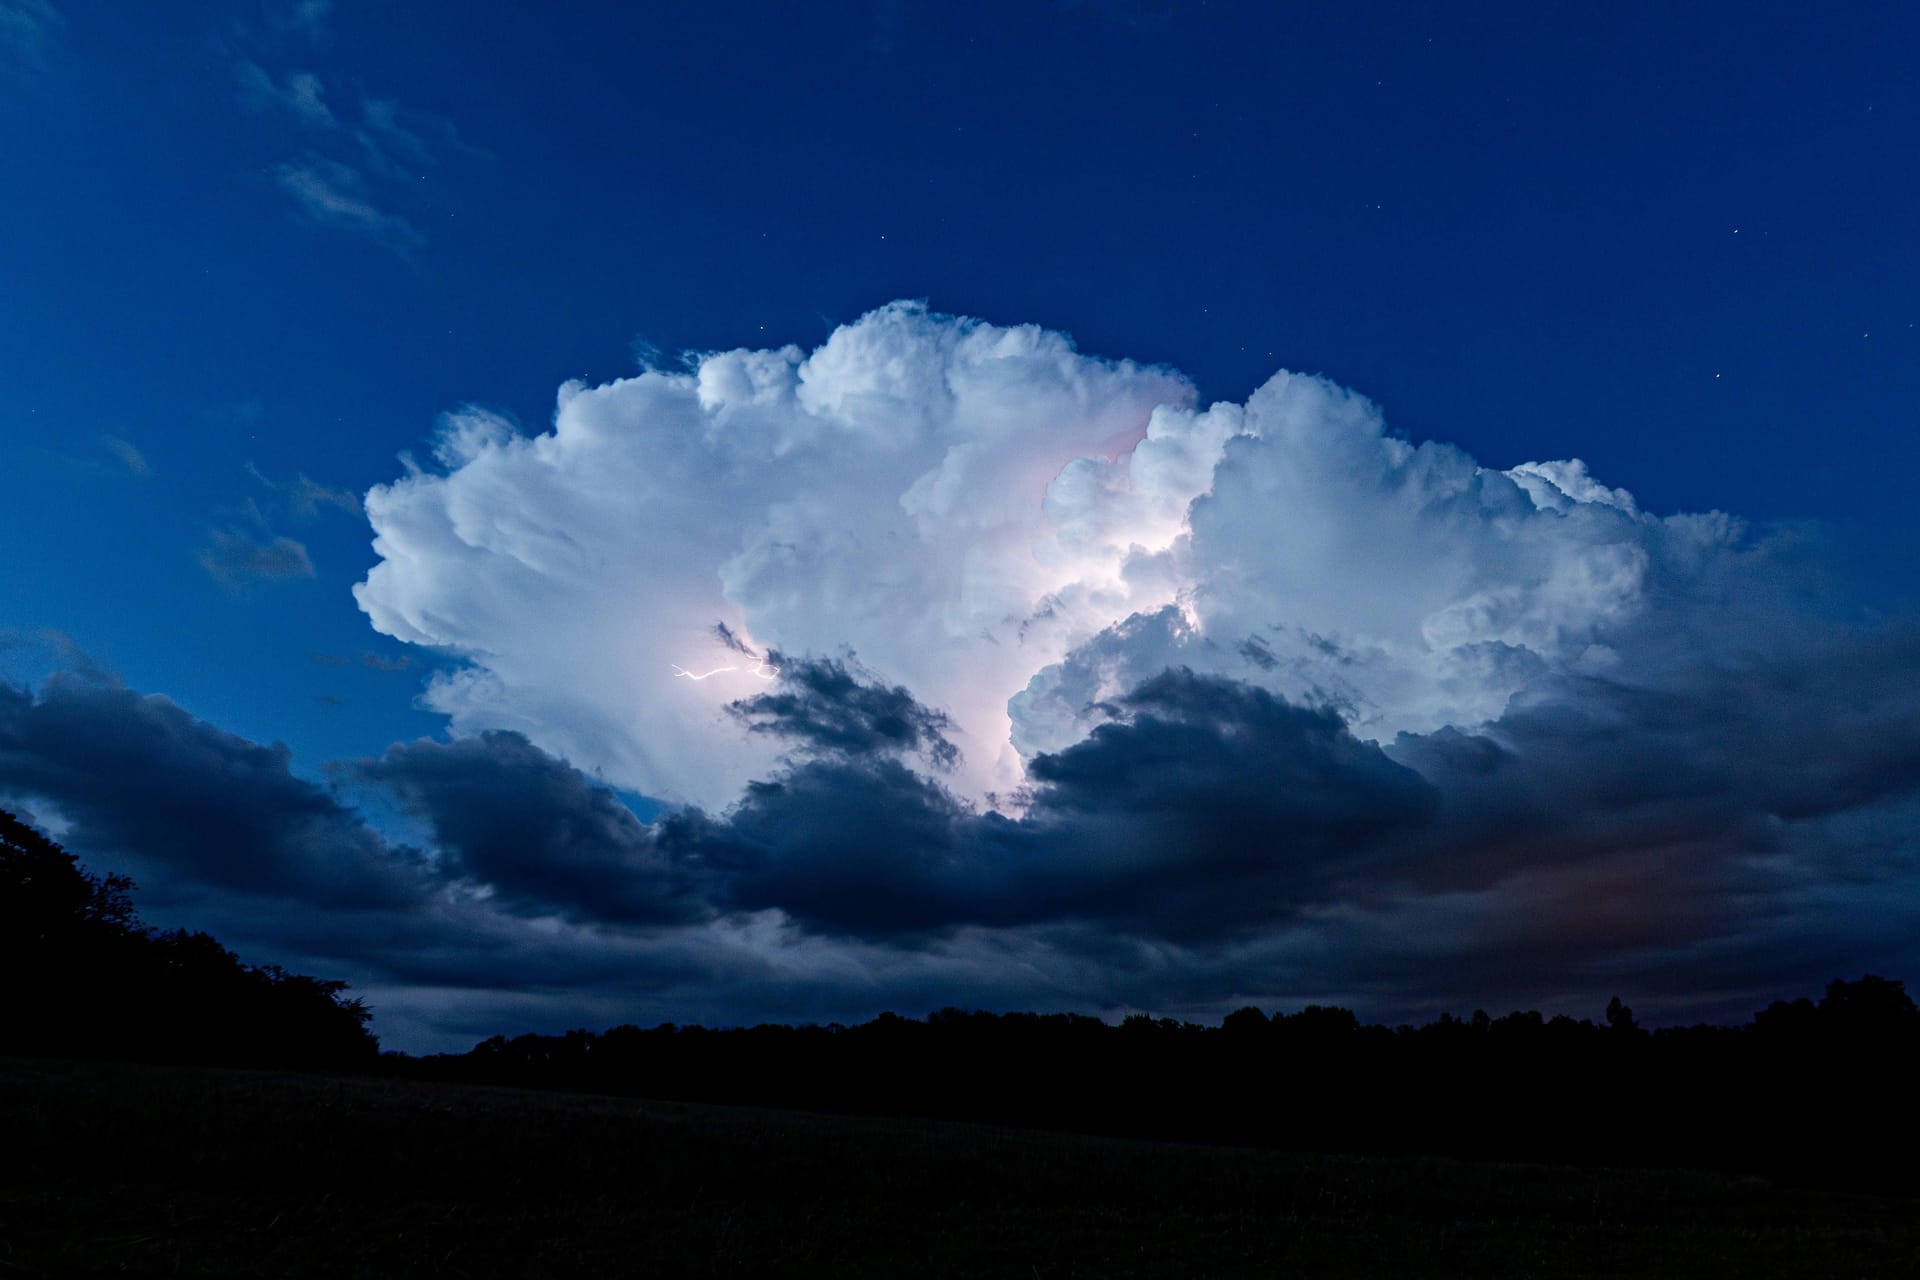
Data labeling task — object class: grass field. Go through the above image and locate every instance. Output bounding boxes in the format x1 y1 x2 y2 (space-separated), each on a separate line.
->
3 1056 1915 1277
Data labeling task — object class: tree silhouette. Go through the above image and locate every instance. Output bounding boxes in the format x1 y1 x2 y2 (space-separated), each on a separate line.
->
0 808 377 1069
1818 975 1918 1037
1221 1005 1271 1037
0 809 137 943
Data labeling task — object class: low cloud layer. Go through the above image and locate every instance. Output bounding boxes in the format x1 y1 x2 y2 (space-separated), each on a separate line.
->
0 675 417 909
7 616 1920 1049
359 730 709 926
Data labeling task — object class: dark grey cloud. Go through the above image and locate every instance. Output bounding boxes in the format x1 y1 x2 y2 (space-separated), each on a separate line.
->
0 676 421 909
397 668 1436 944
328 633 1920 993
680 670 1429 943
713 621 757 657
0 671 1091 1051
12 609 1920 1052
399 629 1920 1024
1031 669 1431 830
1237 634 1277 671
0 676 741 1050
686 757 981 936
357 731 710 926
1015 669 1437 933
445 610 1920 1036
1389 626 1920 894
728 655 961 770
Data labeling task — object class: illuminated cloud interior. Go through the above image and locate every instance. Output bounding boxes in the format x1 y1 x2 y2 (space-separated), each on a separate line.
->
356 303 1746 812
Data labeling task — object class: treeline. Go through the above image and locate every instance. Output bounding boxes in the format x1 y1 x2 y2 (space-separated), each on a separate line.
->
402 982 1920 1189
0 809 378 1070
11 802 1920 1188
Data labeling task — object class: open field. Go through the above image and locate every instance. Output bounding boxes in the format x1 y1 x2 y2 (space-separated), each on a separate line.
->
2 1056 1915 1277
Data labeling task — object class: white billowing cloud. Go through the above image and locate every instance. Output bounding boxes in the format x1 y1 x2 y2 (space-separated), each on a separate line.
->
1013 371 1739 755
357 302 1732 809
357 303 1199 806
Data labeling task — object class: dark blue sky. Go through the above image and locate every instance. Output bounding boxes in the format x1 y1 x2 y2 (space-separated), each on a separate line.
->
3 1 1918 1047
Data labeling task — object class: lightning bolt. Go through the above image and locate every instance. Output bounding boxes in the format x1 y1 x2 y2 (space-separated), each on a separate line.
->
672 659 779 682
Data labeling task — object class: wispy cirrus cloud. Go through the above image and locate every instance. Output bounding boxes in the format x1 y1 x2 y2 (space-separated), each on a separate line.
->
228 5 478 255
0 0 61 77
44 434 150 478
99 434 149 476
290 472 361 518
353 94 485 177
246 461 362 518
196 460 361 588
266 0 331 40
237 60 336 129
198 527 316 589
272 154 424 254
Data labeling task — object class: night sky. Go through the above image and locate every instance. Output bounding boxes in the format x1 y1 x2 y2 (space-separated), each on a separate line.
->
3 0 1918 1051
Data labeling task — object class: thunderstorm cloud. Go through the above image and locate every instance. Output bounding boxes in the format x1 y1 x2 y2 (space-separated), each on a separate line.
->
15 303 1920 1049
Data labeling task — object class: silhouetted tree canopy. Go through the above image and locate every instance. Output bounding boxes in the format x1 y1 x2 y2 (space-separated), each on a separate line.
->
393 975 1920 1191
10 810 1920 1190
1 809 377 1069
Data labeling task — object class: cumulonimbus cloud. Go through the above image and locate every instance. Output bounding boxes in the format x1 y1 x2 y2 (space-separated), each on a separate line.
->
39 295 1853 1043
356 301 1760 815
356 302 1198 807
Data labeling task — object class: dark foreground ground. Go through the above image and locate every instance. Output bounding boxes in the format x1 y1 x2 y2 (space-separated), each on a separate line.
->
3 1057 1915 1278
